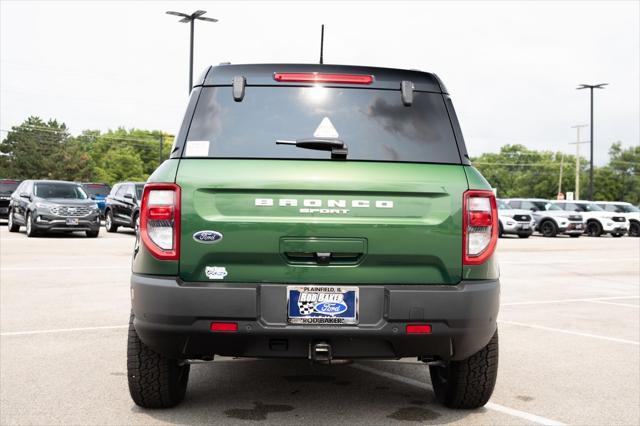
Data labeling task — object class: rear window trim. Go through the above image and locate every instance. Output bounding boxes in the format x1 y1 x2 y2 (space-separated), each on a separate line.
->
198 83 443 94
175 156 463 167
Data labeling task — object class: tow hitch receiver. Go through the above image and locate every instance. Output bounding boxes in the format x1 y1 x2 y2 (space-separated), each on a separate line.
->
309 342 332 362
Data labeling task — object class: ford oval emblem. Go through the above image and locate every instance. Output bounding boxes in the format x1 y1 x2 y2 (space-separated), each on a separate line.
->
314 301 348 316
193 230 223 244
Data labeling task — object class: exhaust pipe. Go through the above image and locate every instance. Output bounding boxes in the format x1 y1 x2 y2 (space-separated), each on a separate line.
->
309 341 332 362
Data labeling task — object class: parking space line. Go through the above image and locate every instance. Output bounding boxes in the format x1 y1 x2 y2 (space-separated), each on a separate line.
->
585 300 640 308
500 257 638 265
501 295 640 307
1 265 128 271
0 325 128 336
351 364 565 425
499 321 640 346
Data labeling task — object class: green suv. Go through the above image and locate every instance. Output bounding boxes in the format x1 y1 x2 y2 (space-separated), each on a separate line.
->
127 64 500 410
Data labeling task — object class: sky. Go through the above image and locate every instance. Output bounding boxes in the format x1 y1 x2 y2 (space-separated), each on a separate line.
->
1 0 638 164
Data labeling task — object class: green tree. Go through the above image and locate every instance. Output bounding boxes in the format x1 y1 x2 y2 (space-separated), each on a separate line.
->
472 144 583 199
92 145 146 184
593 142 640 204
0 116 72 179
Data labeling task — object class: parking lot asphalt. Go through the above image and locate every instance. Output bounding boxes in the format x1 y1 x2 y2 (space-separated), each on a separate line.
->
1 226 638 425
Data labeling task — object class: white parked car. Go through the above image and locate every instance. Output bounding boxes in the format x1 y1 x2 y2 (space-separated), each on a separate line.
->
497 199 535 238
595 201 639 237
503 198 584 237
552 200 629 237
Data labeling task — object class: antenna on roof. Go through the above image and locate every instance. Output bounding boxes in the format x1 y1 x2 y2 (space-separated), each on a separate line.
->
319 24 324 64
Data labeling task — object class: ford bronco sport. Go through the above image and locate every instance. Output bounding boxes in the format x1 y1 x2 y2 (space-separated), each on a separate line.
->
128 64 500 410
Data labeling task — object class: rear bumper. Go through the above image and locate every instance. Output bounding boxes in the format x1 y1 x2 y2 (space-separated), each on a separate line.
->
131 274 500 362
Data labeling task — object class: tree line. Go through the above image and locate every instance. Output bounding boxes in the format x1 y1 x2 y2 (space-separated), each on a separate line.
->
0 116 173 185
1 116 638 204
473 143 639 204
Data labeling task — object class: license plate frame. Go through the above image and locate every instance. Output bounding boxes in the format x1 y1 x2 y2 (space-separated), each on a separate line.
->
66 218 79 226
287 286 359 325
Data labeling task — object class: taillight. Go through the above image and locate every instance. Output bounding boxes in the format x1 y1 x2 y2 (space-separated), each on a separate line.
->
463 190 498 265
273 72 373 85
140 183 180 260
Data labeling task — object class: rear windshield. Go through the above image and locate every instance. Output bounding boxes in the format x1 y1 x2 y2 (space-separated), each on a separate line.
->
82 183 111 197
35 183 88 200
0 180 20 195
184 86 461 164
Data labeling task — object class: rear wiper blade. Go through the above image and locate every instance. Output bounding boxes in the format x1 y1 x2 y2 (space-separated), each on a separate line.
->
276 138 348 159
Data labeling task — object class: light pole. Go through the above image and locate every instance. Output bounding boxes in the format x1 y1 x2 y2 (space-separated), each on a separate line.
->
166 10 218 94
576 83 608 200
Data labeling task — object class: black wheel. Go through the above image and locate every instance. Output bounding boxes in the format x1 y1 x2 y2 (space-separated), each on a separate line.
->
517 234 530 239
569 234 581 238
629 221 639 237
611 233 623 238
540 220 558 237
127 313 190 408
7 209 20 232
586 221 603 237
430 330 498 409
498 223 504 238
105 210 118 233
86 229 100 238
25 212 38 237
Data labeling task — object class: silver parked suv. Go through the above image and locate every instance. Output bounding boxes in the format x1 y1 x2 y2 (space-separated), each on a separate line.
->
504 198 584 237
553 200 628 237
596 202 639 237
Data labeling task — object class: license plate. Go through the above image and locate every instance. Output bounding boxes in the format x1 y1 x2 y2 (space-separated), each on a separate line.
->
575 224 583 229
287 286 358 325
521 225 530 230
66 218 79 225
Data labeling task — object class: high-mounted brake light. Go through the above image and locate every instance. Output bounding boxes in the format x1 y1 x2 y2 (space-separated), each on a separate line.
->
140 183 180 261
274 72 373 85
463 190 498 265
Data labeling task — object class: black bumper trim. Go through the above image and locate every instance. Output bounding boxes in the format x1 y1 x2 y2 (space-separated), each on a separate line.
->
131 274 499 361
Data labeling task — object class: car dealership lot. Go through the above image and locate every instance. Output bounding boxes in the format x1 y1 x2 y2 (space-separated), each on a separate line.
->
1 228 638 425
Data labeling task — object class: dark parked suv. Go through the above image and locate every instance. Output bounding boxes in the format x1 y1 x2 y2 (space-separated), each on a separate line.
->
0 179 21 219
104 182 144 233
7 180 101 237
128 64 500 410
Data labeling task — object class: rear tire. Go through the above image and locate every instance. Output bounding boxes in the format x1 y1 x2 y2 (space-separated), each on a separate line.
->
105 210 118 233
570 234 581 238
7 210 20 232
629 221 639 237
540 220 558 237
586 221 603 237
498 223 504 238
127 313 190 408
430 330 498 409
517 234 530 239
